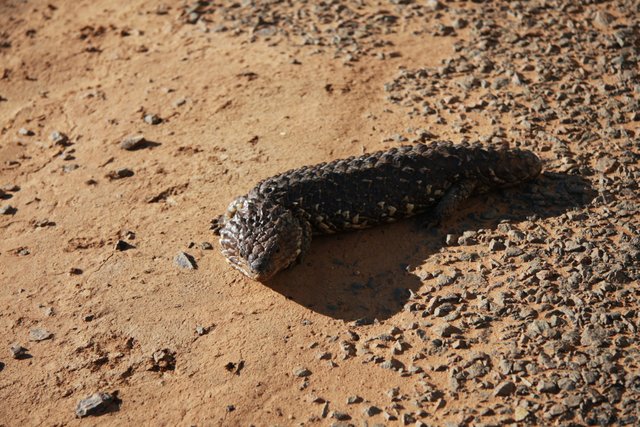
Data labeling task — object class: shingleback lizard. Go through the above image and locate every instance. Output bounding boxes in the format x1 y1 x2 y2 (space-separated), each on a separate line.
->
212 141 542 281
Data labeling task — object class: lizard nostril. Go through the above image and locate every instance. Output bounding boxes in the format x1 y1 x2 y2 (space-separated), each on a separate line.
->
250 257 269 273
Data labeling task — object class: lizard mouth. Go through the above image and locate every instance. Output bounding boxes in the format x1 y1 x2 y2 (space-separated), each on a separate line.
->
225 259 275 282
248 271 274 282
247 258 276 281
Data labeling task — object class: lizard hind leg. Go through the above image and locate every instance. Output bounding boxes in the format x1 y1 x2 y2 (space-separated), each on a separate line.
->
424 179 477 229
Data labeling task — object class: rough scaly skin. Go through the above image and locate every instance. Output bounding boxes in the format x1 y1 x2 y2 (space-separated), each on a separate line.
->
213 141 542 281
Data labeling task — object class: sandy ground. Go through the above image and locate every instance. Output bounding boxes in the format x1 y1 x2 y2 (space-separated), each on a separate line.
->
1 1 639 426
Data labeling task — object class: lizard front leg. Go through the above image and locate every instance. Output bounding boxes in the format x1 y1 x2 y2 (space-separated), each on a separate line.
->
424 179 477 228
211 196 247 235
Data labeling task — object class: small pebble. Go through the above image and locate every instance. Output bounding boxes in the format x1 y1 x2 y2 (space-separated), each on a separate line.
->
493 381 516 397
363 406 382 416
2 184 20 192
50 131 69 145
294 367 312 377
595 156 618 174
537 380 559 394
331 411 351 421
114 240 134 251
10 344 29 359
29 328 53 342
346 395 362 404
316 351 332 360
144 114 162 125
75 392 116 417
150 348 176 371
174 251 197 269
0 205 16 215
433 322 461 337
547 404 566 416
106 168 134 180
445 234 458 246
120 135 148 151
514 407 529 422
380 357 405 371
489 239 506 252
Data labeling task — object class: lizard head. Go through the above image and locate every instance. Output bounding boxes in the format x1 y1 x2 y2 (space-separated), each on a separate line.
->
477 147 543 189
218 197 311 281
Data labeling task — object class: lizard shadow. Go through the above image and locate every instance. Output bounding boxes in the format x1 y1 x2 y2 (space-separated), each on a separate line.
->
264 171 597 322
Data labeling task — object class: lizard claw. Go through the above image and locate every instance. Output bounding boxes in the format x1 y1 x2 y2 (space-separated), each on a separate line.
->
210 215 224 235
421 214 441 230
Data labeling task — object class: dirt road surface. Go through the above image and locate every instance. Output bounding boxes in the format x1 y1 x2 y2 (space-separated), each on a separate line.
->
1 1 638 425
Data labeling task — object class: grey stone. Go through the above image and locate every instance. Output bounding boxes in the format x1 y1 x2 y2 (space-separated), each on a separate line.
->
10 344 28 359
493 381 516 397
594 11 614 27
489 239 506 252
380 357 405 371
507 230 526 242
150 349 176 371
537 380 559 393
0 184 19 193
174 252 197 269
457 230 477 245
50 131 69 145
75 392 116 417
581 326 607 347
114 240 134 251
514 407 529 421
434 303 455 317
144 114 162 125
29 328 52 342
346 395 362 404
107 168 134 179
564 395 582 408
595 156 618 174
331 411 351 421
434 322 461 337
294 367 312 377
401 413 416 424
363 406 382 416
120 135 148 150
558 378 576 391
505 247 524 258
0 205 16 215
547 404 566 417
317 351 332 360
445 233 458 246
425 0 444 11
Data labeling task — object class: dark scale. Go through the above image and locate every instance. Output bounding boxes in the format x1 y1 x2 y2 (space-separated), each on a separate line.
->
213 141 542 281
